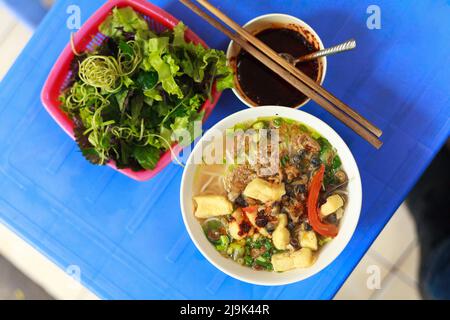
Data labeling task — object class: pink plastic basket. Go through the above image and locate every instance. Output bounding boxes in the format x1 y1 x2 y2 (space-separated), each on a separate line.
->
41 0 222 181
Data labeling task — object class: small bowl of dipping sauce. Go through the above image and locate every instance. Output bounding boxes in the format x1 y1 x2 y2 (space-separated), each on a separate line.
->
226 14 327 108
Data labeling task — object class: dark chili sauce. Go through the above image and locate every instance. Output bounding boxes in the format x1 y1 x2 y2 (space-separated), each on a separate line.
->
236 28 320 107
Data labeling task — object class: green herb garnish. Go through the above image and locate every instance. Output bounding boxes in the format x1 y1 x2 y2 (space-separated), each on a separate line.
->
61 7 233 171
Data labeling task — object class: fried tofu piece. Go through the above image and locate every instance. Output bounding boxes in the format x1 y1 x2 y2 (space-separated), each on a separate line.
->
271 252 295 272
243 178 285 203
272 214 290 250
320 194 344 216
271 248 315 272
299 230 318 251
291 248 315 268
193 195 233 218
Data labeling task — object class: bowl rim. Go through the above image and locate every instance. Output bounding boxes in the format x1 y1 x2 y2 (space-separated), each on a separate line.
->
180 106 362 286
226 13 327 109
40 0 221 181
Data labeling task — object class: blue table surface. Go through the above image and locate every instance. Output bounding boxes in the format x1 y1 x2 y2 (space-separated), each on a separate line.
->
0 0 449 299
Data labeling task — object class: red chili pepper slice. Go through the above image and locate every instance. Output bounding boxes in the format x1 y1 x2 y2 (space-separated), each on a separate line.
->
241 205 257 214
307 164 338 238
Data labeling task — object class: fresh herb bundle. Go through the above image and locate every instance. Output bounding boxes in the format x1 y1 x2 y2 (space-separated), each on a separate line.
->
60 7 233 171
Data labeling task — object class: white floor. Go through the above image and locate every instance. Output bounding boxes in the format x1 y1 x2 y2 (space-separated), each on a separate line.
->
334 203 421 299
0 5 421 300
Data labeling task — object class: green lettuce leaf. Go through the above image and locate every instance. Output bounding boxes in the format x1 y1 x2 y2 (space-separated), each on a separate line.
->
143 88 163 102
202 49 234 91
99 7 149 37
172 21 187 47
115 89 128 112
171 22 233 92
142 37 183 98
216 71 234 91
136 71 158 90
187 94 203 111
133 145 160 170
171 110 204 146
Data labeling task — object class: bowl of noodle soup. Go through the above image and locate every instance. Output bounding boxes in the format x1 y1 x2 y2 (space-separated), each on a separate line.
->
180 106 361 285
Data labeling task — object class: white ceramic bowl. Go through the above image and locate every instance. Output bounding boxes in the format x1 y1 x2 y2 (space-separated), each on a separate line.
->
226 14 327 109
180 106 361 286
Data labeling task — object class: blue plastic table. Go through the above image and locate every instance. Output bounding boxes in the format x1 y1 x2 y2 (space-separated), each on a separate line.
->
0 0 449 299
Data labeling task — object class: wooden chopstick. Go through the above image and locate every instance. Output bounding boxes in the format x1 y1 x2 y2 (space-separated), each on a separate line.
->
195 0 382 139
179 0 383 148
